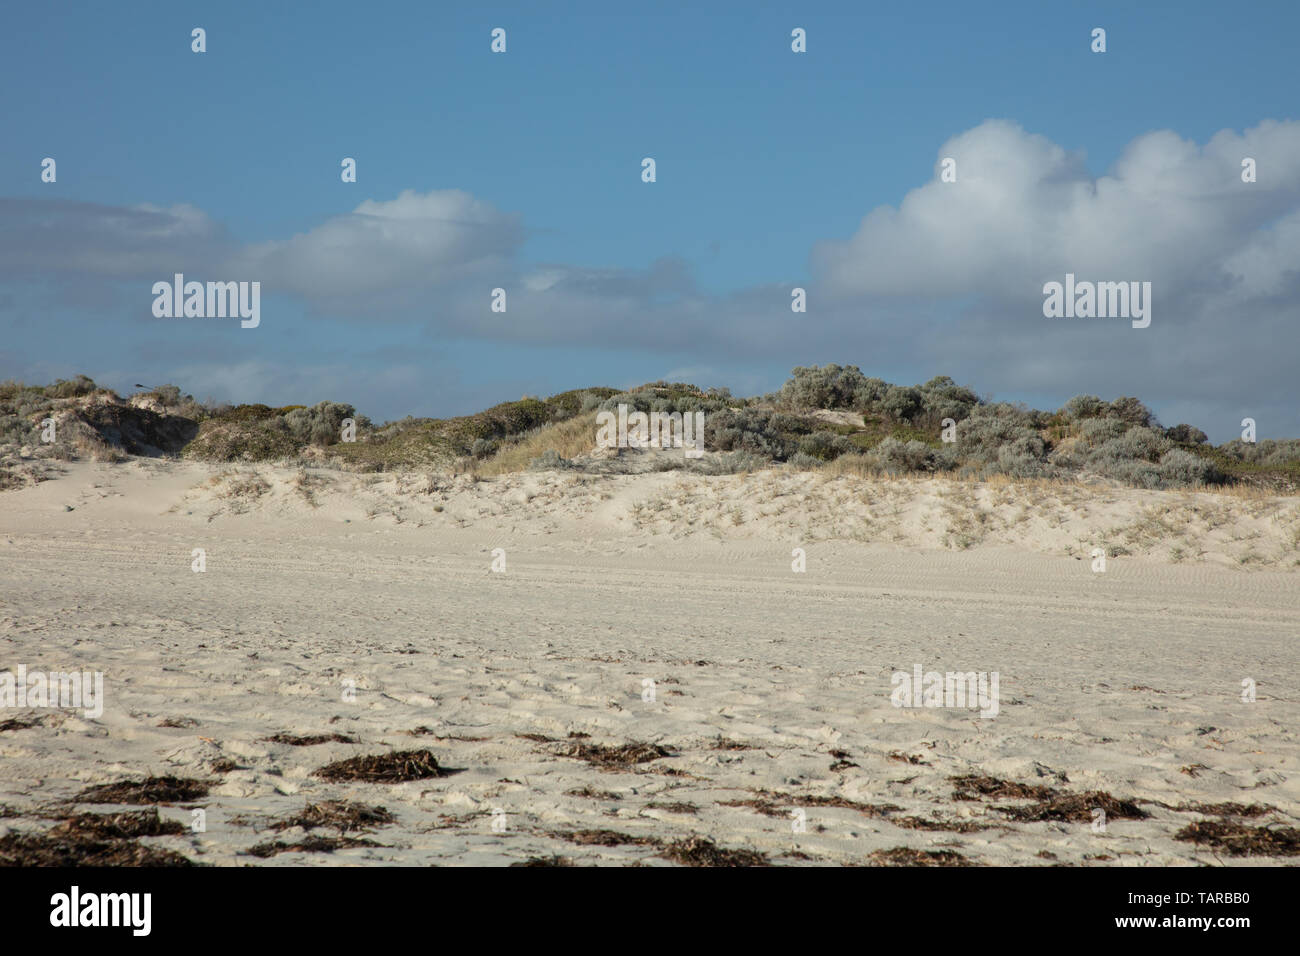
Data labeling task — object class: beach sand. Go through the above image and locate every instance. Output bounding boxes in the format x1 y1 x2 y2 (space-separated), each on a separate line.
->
1 460 1297 865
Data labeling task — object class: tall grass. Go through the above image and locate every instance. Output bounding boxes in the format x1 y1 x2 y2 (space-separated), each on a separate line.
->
474 412 599 476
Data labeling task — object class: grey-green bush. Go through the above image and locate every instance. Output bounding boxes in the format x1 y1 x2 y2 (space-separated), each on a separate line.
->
282 402 355 446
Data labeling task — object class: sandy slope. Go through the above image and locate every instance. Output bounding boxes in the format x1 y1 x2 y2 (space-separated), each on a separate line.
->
1 460 1297 866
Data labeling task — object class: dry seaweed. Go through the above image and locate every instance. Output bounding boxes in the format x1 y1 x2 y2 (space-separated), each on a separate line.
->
868 846 974 867
992 790 1146 823
1171 801 1273 818
1174 821 1300 857
554 829 660 847
950 774 1057 802
270 800 395 833
555 740 675 769
887 751 929 765
0 832 192 867
313 749 459 783
74 775 210 805
645 801 698 814
660 836 769 867
0 714 46 733
892 815 990 833
565 786 622 800
50 809 185 840
722 790 901 819
246 834 382 858
510 855 575 867
157 717 199 729
266 732 359 746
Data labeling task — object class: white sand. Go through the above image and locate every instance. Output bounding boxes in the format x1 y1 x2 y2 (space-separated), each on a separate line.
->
1 460 1297 865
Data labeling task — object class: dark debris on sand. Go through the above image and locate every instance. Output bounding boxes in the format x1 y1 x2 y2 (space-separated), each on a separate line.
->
869 847 975 867
993 790 1147 823
313 749 460 783
157 716 199 729
565 786 622 801
50 809 185 841
266 732 359 746
270 800 395 833
1170 801 1275 818
511 855 576 867
660 836 769 867
949 775 1144 824
1174 821 1300 856
0 831 192 867
74 775 210 805
720 797 788 818
0 714 45 733
554 829 661 847
645 801 698 814
246 835 382 859
892 815 990 833
555 740 676 770
950 774 1057 802
723 789 902 819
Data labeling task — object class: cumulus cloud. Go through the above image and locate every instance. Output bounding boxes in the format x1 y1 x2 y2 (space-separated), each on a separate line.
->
229 189 523 302
0 199 231 278
812 119 1300 303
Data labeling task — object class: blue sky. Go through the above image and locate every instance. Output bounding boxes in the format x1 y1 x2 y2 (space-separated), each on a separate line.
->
2 1 1298 439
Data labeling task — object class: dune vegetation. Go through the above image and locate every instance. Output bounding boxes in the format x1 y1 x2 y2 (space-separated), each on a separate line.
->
2 367 1297 492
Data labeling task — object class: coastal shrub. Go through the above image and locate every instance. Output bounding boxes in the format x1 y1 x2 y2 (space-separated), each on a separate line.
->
704 407 812 461
879 385 924 423
955 404 1045 463
1061 395 1108 421
917 376 980 426
47 375 98 399
1157 448 1224 486
1088 426 1170 467
777 364 872 410
1164 423 1208 445
283 402 356 446
870 437 941 472
1109 396 1157 429
1217 438 1300 466
690 450 767 474
1076 417 1127 446
796 430 853 461
788 452 824 470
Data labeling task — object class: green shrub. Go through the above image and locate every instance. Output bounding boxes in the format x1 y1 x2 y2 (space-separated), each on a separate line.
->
1158 448 1224 486
796 430 854 461
879 385 923 423
1108 396 1157 429
1165 423 1209 445
777 364 873 410
1061 395 1108 420
47 375 98 399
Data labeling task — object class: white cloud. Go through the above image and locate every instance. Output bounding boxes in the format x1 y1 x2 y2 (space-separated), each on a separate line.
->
231 189 523 301
812 119 1300 302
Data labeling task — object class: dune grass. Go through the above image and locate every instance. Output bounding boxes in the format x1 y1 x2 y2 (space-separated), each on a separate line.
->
474 412 600 475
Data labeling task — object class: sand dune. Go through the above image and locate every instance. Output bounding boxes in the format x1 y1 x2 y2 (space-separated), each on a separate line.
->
1 460 1297 865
